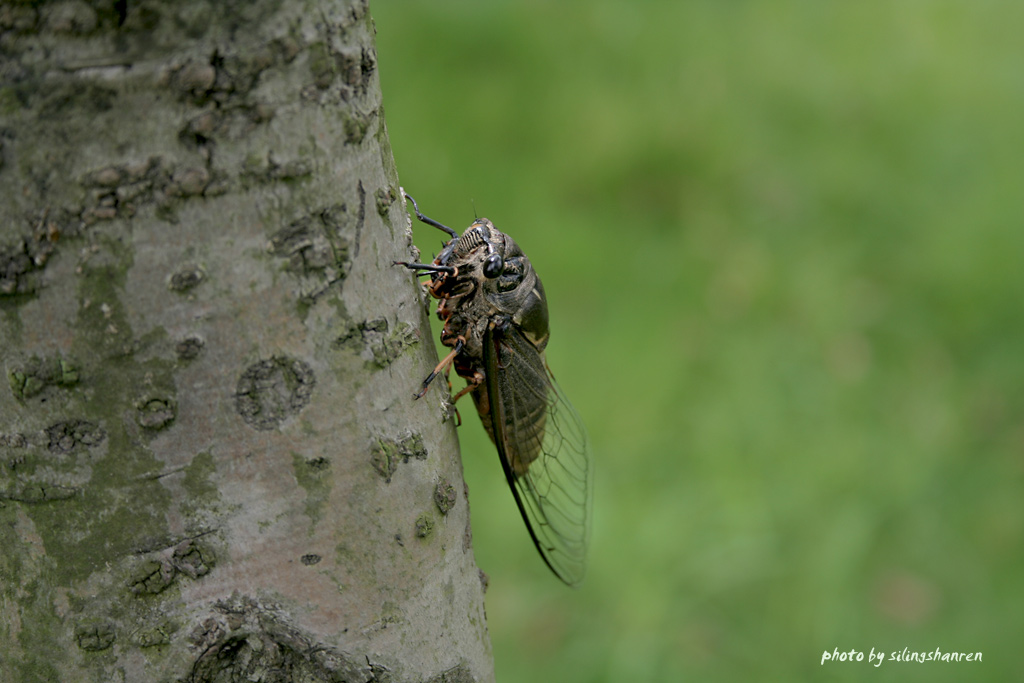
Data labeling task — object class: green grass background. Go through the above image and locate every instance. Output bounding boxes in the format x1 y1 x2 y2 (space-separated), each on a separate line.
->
372 2 1024 681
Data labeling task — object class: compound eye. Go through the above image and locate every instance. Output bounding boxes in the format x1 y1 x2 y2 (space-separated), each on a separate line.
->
483 253 504 278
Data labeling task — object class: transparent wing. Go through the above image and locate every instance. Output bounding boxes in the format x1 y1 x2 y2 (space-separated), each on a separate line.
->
483 325 593 586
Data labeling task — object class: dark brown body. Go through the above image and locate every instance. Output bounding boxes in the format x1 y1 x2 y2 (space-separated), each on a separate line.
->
397 195 592 586
425 219 549 476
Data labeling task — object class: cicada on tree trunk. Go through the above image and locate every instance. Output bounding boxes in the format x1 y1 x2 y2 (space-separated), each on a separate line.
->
395 193 593 586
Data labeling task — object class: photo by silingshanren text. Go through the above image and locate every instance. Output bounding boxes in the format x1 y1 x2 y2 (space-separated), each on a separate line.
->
821 647 982 667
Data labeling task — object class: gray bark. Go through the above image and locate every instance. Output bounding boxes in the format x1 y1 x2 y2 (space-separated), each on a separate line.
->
0 1 493 681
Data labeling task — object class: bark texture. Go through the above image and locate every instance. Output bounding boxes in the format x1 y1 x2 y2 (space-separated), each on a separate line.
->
0 1 493 681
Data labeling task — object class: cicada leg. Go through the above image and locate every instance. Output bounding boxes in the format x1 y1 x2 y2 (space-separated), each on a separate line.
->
415 336 465 399
441 365 464 427
393 260 455 276
451 370 484 404
405 193 459 239
442 369 484 428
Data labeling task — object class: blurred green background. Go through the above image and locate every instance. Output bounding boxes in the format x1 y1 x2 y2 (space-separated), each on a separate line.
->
372 2 1024 681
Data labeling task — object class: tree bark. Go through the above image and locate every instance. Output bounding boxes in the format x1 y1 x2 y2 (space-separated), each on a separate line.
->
0 1 493 681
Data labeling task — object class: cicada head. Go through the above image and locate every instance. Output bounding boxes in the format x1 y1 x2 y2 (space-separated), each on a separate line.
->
444 219 550 351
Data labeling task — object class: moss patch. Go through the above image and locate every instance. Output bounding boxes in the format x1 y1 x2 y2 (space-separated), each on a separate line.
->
7 355 79 400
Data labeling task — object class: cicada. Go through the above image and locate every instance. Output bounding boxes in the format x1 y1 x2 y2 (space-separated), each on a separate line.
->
395 193 592 586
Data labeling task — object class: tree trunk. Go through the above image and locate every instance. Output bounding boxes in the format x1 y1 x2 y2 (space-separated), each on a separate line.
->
0 1 493 681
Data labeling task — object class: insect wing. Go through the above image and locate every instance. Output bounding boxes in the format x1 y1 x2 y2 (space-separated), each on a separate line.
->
484 325 593 586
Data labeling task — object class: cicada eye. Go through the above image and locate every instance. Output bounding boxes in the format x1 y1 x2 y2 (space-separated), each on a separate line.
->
483 253 504 278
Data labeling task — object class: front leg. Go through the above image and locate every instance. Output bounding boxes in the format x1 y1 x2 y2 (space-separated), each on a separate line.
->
393 260 455 276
